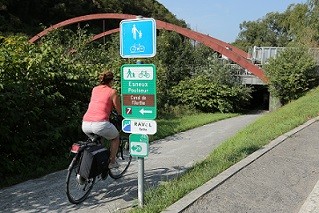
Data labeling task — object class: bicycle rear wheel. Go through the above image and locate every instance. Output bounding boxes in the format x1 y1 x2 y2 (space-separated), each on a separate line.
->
109 138 132 179
66 154 96 204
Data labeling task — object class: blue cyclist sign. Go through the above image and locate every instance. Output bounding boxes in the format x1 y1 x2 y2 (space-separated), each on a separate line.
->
120 18 156 58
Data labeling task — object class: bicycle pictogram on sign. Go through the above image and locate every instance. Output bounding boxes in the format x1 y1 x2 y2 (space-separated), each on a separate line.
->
138 70 150 78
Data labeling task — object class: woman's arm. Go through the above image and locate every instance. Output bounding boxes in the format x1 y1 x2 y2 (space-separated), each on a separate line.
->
112 89 122 116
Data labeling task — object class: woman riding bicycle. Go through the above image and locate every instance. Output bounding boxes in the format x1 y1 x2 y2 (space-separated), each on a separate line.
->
82 70 122 169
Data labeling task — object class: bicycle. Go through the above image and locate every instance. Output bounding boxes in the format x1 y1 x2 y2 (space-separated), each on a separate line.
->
66 112 132 204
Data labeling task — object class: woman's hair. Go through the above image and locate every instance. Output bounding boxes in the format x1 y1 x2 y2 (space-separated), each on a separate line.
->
99 70 114 85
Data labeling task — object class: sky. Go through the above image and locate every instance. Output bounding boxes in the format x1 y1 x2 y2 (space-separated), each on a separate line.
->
157 0 308 43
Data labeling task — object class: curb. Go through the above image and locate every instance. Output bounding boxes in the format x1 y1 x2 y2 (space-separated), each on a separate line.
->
299 177 319 213
162 117 319 213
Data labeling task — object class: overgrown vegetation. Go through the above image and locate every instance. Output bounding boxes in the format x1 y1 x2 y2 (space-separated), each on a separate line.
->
265 46 318 104
0 0 186 36
0 32 100 187
232 0 319 51
172 55 252 113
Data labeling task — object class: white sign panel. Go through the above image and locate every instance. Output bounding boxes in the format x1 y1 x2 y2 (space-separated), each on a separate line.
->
122 119 157 135
122 66 154 80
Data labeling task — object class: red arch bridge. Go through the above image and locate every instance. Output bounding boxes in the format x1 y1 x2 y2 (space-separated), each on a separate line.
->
29 13 268 84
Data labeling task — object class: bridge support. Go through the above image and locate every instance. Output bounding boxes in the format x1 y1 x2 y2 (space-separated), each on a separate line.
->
269 93 282 111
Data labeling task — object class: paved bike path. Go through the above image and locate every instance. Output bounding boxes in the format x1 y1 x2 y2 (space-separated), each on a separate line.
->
0 113 262 213
164 117 319 213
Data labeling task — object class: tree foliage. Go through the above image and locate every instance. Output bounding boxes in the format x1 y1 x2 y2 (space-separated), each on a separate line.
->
0 30 106 185
0 0 186 36
172 76 251 113
232 0 319 49
155 31 195 108
171 56 252 113
264 46 318 104
231 0 319 107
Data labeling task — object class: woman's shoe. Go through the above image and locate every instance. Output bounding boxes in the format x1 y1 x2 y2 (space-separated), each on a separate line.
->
108 161 119 169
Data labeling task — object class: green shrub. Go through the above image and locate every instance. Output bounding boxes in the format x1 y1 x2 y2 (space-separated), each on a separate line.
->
171 75 252 113
265 46 318 104
0 33 103 186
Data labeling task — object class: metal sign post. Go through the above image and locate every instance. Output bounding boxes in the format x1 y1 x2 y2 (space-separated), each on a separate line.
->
138 157 144 207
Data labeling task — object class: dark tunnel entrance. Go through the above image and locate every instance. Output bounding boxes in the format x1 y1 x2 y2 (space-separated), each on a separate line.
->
247 85 269 111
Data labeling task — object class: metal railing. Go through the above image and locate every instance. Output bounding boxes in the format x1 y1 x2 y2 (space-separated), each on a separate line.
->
250 46 319 65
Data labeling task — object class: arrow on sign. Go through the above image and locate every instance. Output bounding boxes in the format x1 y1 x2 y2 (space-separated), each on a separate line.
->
132 145 142 152
139 108 152 115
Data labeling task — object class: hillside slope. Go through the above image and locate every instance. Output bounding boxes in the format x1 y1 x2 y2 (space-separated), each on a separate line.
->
0 0 186 36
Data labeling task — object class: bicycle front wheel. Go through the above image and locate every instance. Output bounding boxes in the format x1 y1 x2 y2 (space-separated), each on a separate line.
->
66 155 96 204
109 138 132 179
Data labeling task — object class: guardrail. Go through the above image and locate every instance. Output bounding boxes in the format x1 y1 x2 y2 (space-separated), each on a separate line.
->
250 46 319 65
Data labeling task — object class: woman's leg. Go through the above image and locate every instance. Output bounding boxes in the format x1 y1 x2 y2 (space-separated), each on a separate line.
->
109 135 120 164
82 121 94 139
92 121 120 164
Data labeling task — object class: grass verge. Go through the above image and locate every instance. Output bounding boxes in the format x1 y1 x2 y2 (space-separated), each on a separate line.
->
129 87 319 213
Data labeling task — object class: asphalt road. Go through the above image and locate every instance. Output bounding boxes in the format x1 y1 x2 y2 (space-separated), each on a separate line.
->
164 117 319 213
0 112 262 213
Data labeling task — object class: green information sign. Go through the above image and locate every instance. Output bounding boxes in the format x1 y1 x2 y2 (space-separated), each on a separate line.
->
129 134 149 157
121 64 157 120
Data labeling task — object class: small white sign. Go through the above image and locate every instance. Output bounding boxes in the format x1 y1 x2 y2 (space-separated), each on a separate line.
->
122 119 157 135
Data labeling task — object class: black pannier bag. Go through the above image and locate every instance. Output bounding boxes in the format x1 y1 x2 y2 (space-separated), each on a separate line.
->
79 145 109 179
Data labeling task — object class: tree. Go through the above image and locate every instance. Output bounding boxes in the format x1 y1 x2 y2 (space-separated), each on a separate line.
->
264 46 317 104
0 31 106 186
171 56 252 113
232 2 318 50
154 30 195 108
283 3 314 46
305 0 319 46
0 0 186 36
232 11 293 51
